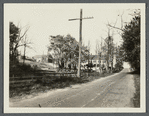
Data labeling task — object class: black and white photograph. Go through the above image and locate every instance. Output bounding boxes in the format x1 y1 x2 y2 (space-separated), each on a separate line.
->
4 3 146 113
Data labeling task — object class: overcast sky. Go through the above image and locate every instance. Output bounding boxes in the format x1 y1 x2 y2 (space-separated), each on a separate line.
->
4 4 142 57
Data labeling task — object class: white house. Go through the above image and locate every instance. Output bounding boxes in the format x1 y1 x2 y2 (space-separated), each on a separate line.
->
33 55 53 63
82 53 117 72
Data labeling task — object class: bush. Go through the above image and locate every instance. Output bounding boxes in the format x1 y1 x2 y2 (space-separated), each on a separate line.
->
115 62 123 71
10 63 35 77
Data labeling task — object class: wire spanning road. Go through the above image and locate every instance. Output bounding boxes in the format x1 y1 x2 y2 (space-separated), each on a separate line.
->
10 68 136 107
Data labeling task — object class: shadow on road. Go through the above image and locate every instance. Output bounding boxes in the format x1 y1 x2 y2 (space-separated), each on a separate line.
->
127 70 140 75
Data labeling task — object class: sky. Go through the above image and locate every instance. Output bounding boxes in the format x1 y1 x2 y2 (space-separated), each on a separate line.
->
4 3 142 57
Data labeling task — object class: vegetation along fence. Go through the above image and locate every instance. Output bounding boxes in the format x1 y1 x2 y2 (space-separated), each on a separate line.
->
9 71 100 86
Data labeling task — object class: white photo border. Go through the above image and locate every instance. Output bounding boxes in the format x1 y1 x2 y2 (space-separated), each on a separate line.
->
4 3 146 113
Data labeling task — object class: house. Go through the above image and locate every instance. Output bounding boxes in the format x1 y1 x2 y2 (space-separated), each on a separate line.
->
33 55 53 63
82 52 117 71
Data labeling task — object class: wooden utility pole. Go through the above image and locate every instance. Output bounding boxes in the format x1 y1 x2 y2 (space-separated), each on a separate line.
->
69 9 93 77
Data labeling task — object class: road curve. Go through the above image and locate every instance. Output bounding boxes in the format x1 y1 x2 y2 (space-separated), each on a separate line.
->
10 68 136 107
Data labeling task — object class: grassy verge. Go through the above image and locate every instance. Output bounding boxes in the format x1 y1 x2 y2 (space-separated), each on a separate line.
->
9 72 115 98
132 74 140 107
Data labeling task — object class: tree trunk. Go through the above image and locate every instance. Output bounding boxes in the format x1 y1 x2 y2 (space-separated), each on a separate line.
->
23 44 26 66
106 60 109 73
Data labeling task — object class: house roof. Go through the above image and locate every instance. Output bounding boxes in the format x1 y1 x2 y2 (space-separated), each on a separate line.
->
91 55 107 60
33 55 49 59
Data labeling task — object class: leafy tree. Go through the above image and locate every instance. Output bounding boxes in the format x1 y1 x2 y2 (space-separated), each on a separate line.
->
115 45 124 71
48 35 65 68
48 34 89 69
115 62 123 71
9 22 19 64
84 40 92 71
122 16 140 71
107 10 140 72
9 22 31 65
10 22 35 76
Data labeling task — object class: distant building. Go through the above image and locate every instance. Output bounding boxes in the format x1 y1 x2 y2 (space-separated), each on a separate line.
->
49 35 118 71
81 53 117 71
33 55 53 63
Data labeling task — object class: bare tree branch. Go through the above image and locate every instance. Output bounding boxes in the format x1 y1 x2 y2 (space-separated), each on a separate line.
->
120 10 124 29
108 24 124 31
19 26 30 41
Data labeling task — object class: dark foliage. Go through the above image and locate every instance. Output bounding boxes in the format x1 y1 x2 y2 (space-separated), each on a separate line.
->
10 63 35 77
9 22 20 65
122 16 140 71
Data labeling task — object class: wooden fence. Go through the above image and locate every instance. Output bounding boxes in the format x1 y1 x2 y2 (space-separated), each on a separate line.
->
9 71 100 87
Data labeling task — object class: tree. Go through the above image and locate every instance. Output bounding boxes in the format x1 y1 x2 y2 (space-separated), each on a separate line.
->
48 35 65 69
9 22 33 65
9 22 32 66
101 21 116 73
95 39 100 71
48 34 89 70
115 45 124 71
102 35 114 73
107 10 140 71
122 16 140 71
9 22 20 65
22 34 34 65
87 40 90 71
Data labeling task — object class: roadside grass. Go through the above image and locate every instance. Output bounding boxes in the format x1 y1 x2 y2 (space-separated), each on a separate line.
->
9 72 115 98
132 73 140 107
10 59 56 77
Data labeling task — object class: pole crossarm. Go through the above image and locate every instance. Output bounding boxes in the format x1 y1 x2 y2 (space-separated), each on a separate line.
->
68 9 93 77
68 17 94 21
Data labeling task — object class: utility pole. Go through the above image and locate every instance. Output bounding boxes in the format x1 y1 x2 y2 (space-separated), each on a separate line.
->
69 9 93 77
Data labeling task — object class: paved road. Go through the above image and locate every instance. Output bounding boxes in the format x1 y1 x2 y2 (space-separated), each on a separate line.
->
10 68 136 107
